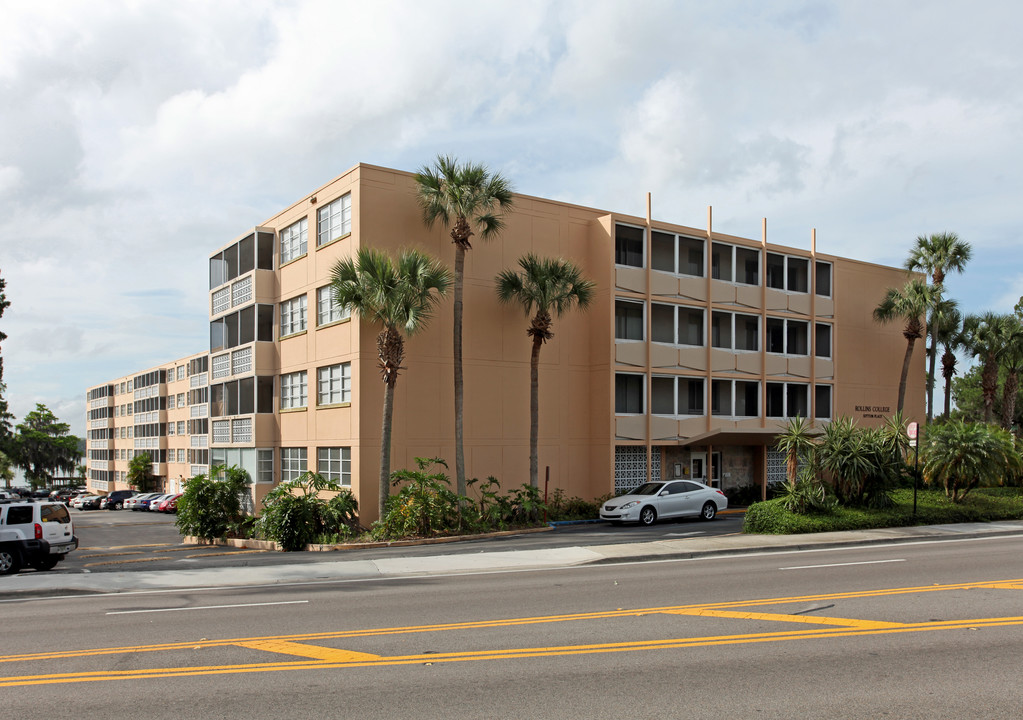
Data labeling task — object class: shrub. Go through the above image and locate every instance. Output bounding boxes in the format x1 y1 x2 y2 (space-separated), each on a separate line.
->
922 421 1023 502
258 472 359 551
547 488 602 521
175 465 249 540
374 458 461 539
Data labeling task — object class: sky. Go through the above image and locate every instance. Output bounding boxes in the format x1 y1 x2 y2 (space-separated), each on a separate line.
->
2 0 1022 440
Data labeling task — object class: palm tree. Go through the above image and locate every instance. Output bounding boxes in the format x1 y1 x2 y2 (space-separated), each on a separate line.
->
998 315 1023 431
923 420 1023 502
905 232 972 422
963 312 1012 425
775 416 815 488
496 255 595 488
934 305 966 419
330 247 451 518
416 156 514 498
925 297 959 422
873 279 941 415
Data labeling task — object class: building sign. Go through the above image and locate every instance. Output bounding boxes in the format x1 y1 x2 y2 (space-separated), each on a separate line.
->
854 404 891 420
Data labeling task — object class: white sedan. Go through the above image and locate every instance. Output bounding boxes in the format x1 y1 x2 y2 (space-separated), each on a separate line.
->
600 480 727 526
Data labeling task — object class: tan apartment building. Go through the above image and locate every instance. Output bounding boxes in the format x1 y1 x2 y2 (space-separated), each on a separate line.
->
85 352 210 495
194 163 922 521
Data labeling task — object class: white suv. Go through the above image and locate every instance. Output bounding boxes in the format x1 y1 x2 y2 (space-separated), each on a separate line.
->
0 501 78 574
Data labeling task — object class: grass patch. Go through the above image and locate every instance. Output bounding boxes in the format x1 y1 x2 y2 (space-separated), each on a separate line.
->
743 488 1023 535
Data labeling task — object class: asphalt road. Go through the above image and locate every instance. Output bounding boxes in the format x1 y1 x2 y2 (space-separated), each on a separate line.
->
3 533 1023 718
55 508 747 572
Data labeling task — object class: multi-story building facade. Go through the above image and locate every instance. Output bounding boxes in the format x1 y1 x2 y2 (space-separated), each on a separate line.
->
196 163 921 520
85 352 209 495
88 163 922 519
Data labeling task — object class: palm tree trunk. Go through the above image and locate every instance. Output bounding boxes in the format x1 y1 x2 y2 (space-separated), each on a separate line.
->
926 335 937 424
453 244 466 498
1001 369 1018 430
982 356 998 424
379 379 396 519
941 350 956 419
897 338 916 415
529 333 542 488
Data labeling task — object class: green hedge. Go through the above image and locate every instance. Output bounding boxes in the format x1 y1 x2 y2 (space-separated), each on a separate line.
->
743 488 1023 534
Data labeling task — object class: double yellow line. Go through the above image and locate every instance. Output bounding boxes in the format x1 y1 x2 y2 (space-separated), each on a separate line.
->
3 578 1022 687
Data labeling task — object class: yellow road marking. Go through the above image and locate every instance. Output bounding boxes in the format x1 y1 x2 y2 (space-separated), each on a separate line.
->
76 552 144 559
234 640 380 662
664 608 905 629
3 615 1023 687
4 577 1021 665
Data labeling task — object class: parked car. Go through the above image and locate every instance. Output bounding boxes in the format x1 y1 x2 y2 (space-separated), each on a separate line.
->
600 480 728 526
157 493 183 512
148 494 173 511
134 493 163 511
100 490 136 510
164 494 183 513
0 500 78 574
72 495 102 511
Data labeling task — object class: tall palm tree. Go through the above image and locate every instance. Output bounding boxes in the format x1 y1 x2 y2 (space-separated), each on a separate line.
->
330 247 451 518
935 305 966 419
925 297 959 422
905 232 972 423
496 255 594 488
873 279 941 415
415 156 514 498
962 312 1012 425
998 315 1023 431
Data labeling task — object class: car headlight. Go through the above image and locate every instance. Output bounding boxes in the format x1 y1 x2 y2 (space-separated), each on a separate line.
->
620 501 639 510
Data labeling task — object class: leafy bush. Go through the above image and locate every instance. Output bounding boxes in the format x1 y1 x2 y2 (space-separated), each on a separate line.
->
258 472 359 551
547 488 602 521
921 421 1023 502
175 465 249 540
374 458 461 539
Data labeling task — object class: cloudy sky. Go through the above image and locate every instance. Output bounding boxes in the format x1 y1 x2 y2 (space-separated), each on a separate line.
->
2 0 1022 438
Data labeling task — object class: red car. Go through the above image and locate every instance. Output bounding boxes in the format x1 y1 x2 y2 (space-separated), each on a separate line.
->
159 493 184 513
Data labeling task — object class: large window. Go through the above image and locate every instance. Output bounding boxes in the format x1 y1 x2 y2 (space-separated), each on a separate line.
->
280 294 308 337
318 447 351 486
815 261 832 297
711 243 759 285
815 323 832 358
210 304 274 352
281 448 307 483
615 373 644 414
280 218 308 264
815 385 832 419
711 311 759 351
209 377 273 417
615 224 643 268
766 317 809 355
209 231 274 289
317 193 352 247
711 380 759 417
615 300 643 341
318 363 351 405
281 371 308 410
766 382 810 418
317 286 350 326
651 303 704 346
766 253 810 293
651 375 705 416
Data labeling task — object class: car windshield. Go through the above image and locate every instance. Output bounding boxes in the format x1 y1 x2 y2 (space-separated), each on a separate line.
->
628 483 665 496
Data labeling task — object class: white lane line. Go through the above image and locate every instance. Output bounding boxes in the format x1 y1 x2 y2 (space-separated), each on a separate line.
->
106 600 309 615
665 531 705 537
779 559 906 570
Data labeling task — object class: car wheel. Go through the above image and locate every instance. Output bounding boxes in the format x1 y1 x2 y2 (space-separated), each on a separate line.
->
0 548 21 575
700 502 717 521
32 557 60 571
639 506 657 526
114 502 122 510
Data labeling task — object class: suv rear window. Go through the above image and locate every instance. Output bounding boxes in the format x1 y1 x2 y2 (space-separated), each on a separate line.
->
4 506 33 525
40 504 70 524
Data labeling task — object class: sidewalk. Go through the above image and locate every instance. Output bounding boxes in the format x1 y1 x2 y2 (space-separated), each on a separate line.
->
3 520 1023 597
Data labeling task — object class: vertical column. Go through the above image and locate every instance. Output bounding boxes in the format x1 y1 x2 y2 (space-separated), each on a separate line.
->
705 206 713 434
760 218 768 429
810 228 817 423
645 193 653 481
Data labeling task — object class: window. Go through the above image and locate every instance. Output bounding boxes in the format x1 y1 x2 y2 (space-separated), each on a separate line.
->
679 237 704 277
281 371 307 409
280 294 307 337
815 385 832 419
766 382 810 418
318 363 351 405
711 243 733 282
651 303 675 344
766 253 810 293
167 423 175 436
651 231 675 273
177 366 186 382
615 300 643 341
281 448 307 483
177 393 185 407
650 376 705 416
711 243 757 284
815 323 832 359
317 286 350 326
177 421 186 435
678 306 704 346
766 318 809 355
178 448 186 463
257 449 274 483
317 193 351 246
280 218 308 264
615 373 644 414
651 303 704 346
318 447 351 486
711 380 759 417
615 224 643 268
815 261 832 297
